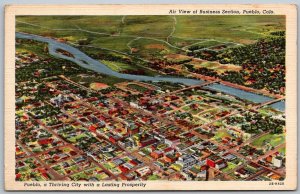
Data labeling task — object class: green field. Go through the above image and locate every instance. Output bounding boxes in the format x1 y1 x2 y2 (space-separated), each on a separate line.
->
16 15 286 92
174 15 285 44
100 60 135 72
99 59 158 76
258 106 283 116
16 15 285 53
147 174 160 180
222 162 238 174
16 40 49 58
278 147 286 154
212 129 232 142
129 38 179 59
251 133 285 148
185 40 224 50
127 84 149 92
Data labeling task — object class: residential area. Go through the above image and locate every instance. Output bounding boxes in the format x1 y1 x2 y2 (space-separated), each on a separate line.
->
15 50 286 181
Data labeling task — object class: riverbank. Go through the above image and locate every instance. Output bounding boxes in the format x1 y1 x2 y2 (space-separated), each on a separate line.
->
220 81 284 99
188 71 283 99
16 32 204 86
15 32 285 110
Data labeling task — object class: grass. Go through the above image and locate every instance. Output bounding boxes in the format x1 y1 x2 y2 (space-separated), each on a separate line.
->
69 73 127 87
182 105 191 112
68 74 103 86
168 37 205 48
164 54 192 63
212 129 232 141
99 59 158 76
103 162 115 169
251 133 285 148
127 84 149 92
278 147 286 155
17 15 285 52
16 15 285 78
149 81 184 91
68 133 87 143
90 36 134 53
174 15 285 44
121 15 174 38
130 38 179 60
100 60 136 71
16 14 286 75
17 16 122 34
188 60 242 74
95 172 109 180
71 171 88 181
73 46 159 76
222 162 237 173
70 167 107 181
186 40 223 50
16 40 49 58
258 106 283 116
147 174 160 180
16 15 174 53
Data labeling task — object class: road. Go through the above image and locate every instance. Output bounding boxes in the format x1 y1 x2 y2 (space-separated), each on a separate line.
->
252 97 285 110
160 80 220 97
18 74 286 181
67 76 286 179
254 143 285 163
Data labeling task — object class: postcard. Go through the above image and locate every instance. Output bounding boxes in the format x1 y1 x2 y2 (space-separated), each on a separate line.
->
4 4 297 190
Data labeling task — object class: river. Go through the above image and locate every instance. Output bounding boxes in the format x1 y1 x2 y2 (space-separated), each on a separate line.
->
204 83 273 103
16 32 285 112
16 32 204 86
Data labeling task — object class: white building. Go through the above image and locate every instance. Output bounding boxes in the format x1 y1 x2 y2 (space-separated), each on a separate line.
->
272 156 283 168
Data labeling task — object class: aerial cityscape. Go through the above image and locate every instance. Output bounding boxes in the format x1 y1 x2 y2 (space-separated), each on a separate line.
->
15 15 286 182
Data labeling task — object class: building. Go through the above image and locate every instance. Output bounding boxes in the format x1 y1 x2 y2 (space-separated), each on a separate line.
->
136 166 151 177
164 147 175 155
235 168 250 179
139 138 157 147
165 136 180 147
176 155 197 168
164 154 177 163
206 155 222 168
126 124 140 136
215 160 227 170
118 139 134 148
222 153 237 161
273 156 283 167
188 166 207 178
151 151 163 159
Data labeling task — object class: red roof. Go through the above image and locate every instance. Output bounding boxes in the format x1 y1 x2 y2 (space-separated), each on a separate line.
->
89 125 97 131
166 136 179 142
129 160 138 166
16 174 21 179
118 165 129 173
38 138 53 145
164 147 174 153
141 117 149 122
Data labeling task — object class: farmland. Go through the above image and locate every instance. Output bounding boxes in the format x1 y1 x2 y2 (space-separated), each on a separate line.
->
16 15 285 56
16 15 286 95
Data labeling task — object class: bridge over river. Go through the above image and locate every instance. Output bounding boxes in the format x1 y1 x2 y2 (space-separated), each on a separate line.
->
16 32 285 112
